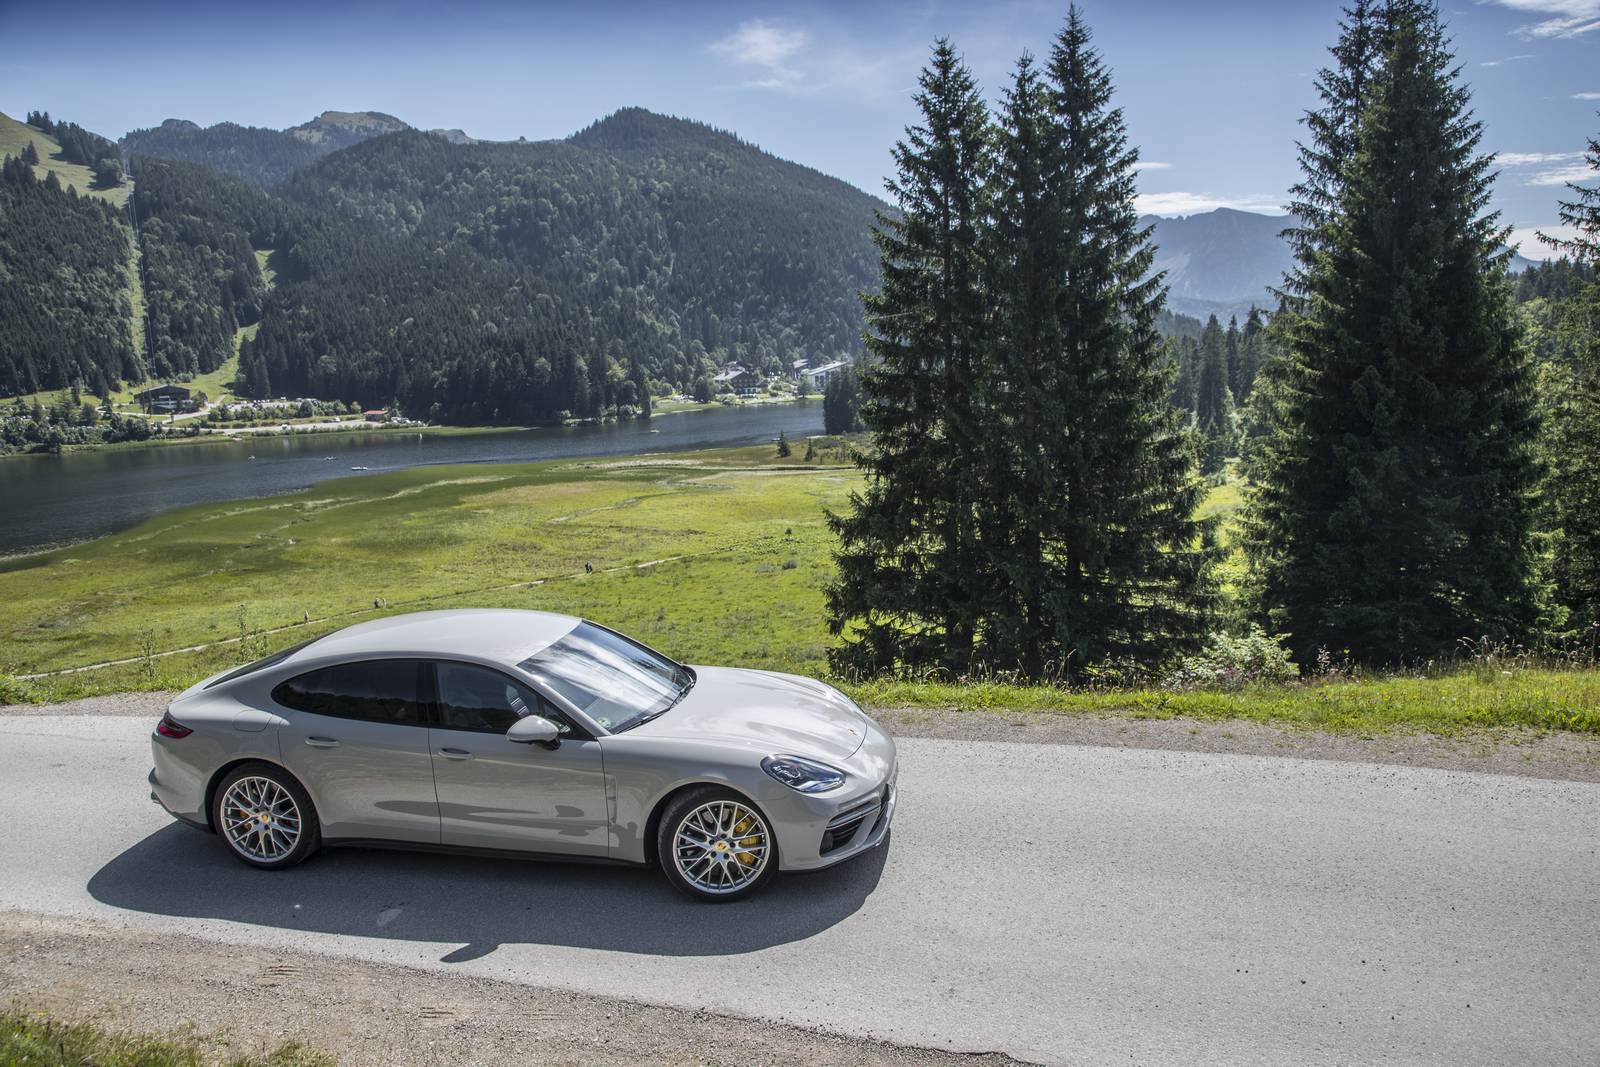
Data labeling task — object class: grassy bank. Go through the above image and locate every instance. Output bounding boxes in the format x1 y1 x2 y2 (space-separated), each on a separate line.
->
0 1010 330 1066
2 442 1596 737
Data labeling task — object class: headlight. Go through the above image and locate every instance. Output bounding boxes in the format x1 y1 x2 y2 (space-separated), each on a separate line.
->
761 754 846 794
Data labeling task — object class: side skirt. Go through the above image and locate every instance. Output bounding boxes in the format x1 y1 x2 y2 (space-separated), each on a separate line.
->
321 838 649 868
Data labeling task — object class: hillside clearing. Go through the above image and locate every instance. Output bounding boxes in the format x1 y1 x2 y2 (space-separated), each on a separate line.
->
0 110 130 208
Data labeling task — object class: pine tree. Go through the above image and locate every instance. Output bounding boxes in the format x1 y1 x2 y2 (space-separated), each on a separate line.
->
823 365 863 433
1281 0 1383 311
1243 1 1540 665
1538 123 1600 635
826 39 993 674
1235 307 1267 405
979 8 1220 678
776 430 791 458
1169 335 1198 412
21 141 39 166
1194 313 1233 472
1543 119 1600 261
1224 315 1244 400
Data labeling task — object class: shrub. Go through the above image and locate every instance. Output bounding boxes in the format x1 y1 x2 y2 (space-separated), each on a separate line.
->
1163 626 1297 689
0 672 38 705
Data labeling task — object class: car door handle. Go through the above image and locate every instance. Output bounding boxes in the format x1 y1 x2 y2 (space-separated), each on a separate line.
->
305 736 340 748
438 747 473 760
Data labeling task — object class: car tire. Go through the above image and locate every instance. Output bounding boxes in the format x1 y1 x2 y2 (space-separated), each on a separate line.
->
212 762 321 870
657 786 778 902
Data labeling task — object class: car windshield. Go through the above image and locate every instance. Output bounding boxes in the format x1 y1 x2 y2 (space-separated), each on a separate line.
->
517 621 693 733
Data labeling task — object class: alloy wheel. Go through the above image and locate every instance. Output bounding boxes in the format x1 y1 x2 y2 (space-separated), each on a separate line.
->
220 775 302 862
672 799 771 895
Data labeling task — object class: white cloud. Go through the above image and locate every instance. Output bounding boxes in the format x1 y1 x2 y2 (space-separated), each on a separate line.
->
708 20 809 90
1484 0 1600 39
1481 53 1536 65
1134 161 1174 172
1134 191 1286 216
1528 162 1597 184
1574 91 1600 99
1496 150 1585 165
705 18 916 98
1507 223 1585 258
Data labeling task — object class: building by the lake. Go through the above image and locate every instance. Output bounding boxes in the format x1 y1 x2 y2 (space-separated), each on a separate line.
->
135 384 192 414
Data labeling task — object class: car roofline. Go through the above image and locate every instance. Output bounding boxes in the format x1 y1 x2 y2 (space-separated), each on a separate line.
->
241 644 613 739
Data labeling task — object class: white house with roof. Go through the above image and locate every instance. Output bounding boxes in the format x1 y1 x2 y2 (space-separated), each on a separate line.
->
801 360 849 391
711 362 760 397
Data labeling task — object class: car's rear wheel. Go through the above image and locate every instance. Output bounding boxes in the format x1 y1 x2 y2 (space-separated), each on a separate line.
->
658 787 777 902
213 763 320 870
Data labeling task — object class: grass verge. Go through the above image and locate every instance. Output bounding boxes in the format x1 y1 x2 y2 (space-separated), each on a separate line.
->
853 669 1600 737
0 1009 330 1067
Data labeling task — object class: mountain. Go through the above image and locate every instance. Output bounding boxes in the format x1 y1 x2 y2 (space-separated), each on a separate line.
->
1142 207 1537 320
120 110 410 188
288 110 407 149
3 106 888 423
1141 208 1293 320
282 108 886 384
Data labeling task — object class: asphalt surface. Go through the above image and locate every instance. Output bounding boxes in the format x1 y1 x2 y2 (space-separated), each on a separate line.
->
1 716 1595 1065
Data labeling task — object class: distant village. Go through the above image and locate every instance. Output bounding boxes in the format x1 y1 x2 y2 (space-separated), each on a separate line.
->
710 356 850 398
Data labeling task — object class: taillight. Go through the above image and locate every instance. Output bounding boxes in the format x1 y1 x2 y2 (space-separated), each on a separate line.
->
156 711 192 738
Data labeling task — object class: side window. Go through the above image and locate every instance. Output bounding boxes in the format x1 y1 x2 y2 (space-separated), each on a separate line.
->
434 662 574 736
272 660 426 726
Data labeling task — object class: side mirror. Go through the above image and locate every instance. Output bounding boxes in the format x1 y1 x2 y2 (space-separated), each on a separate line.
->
506 714 561 747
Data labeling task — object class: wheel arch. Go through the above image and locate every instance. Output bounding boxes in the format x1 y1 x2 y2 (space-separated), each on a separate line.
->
203 756 312 833
642 780 771 868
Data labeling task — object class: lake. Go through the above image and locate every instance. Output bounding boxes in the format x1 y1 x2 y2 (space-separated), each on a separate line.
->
0 403 825 557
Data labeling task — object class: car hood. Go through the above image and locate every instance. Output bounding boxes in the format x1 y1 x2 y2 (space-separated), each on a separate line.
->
634 666 868 761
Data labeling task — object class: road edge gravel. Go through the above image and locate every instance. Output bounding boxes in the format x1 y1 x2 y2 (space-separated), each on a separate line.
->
0 910 1030 1067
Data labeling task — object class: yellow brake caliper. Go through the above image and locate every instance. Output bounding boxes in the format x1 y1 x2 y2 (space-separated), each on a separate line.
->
734 816 759 865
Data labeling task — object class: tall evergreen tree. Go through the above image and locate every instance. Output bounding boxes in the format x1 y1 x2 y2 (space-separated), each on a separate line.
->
823 364 863 433
1224 315 1244 400
1544 118 1600 261
1538 122 1600 635
1281 0 1383 311
978 8 1220 679
1244 1 1540 665
826 39 994 674
1169 335 1198 412
1235 307 1267 404
1194 313 1234 474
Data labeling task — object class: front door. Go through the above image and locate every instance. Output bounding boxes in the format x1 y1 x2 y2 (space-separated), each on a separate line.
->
274 658 440 843
427 661 609 856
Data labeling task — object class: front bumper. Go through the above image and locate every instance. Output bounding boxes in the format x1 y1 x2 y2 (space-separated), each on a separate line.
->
773 716 897 872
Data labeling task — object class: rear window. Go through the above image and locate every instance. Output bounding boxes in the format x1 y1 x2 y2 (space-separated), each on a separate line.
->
271 659 428 726
204 637 321 689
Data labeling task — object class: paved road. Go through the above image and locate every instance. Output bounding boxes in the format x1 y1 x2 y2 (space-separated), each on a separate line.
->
1 716 1595 1065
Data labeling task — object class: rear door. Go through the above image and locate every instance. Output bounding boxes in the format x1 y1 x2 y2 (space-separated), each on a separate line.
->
426 660 609 856
275 658 440 843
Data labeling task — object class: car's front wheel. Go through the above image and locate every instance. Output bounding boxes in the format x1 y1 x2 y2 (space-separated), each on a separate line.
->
658 786 777 902
212 762 321 870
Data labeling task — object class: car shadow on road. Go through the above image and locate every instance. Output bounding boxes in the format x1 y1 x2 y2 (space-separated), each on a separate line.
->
87 825 890 961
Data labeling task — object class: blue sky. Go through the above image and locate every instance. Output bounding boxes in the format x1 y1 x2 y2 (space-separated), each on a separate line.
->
2 0 1595 257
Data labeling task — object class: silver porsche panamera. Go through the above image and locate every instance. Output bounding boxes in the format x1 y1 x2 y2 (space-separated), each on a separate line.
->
148 609 896 901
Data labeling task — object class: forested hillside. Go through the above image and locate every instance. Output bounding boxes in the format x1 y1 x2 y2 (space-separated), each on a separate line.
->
4 107 886 417
120 111 409 189
0 155 137 396
131 158 277 379
285 109 884 379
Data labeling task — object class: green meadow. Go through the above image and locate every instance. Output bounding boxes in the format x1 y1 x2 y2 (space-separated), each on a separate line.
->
3 441 1596 737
